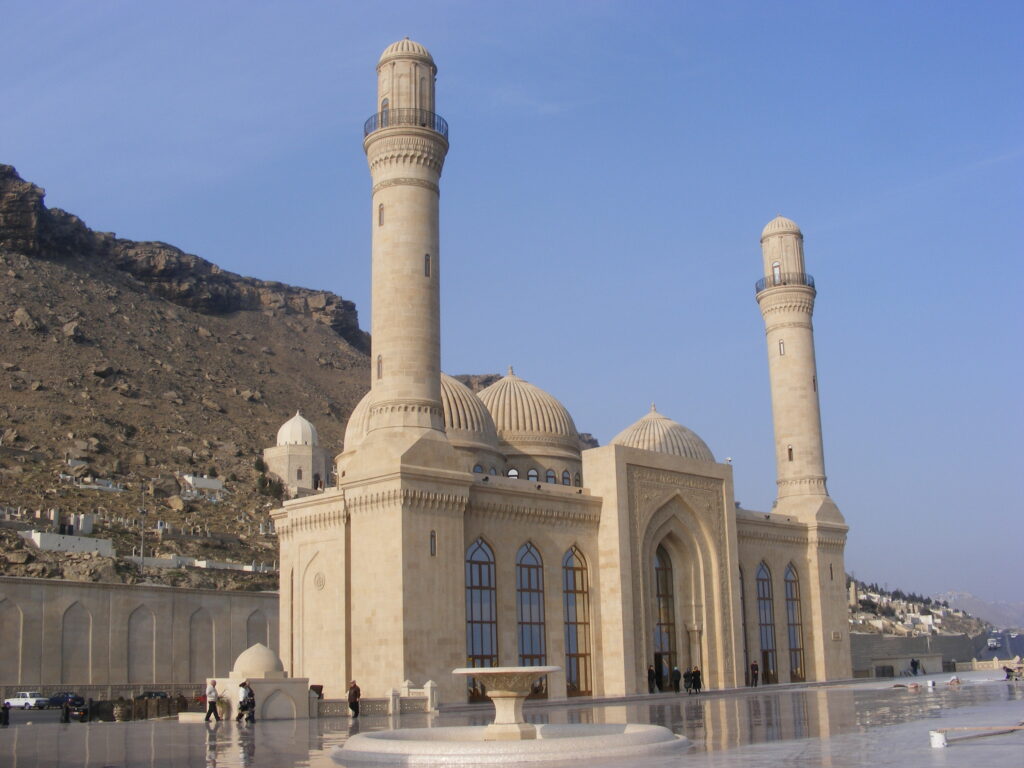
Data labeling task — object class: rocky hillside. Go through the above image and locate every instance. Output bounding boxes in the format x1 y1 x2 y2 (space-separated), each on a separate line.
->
0 164 372 586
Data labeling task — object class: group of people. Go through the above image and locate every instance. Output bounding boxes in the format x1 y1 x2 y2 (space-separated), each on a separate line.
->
649 664 703 694
202 680 256 724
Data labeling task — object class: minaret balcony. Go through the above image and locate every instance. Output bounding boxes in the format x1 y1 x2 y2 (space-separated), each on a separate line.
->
363 109 449 139
755 272 815 296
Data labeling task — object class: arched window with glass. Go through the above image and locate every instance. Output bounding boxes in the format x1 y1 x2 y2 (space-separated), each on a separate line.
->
516 542 547 697
653 545 676 689
561 470 571 486
562 546 592 696
785 564 805 682
756 562 778 684
545 469 556 484
739 566 750 684
527 468 539 482
380 97 390 127
465 538 498 701
507 468 519 479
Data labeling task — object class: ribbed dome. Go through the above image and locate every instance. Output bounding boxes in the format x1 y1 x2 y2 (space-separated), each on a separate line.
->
231 643 285 678
761 215 802 240
342 376 498 452
342 391 372 452
379 37 434 66
441 373 499 448
611 405 715 462
478 369 579 449
277 411 318 447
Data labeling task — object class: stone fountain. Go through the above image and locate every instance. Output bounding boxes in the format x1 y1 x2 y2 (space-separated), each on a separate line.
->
333 666 688 766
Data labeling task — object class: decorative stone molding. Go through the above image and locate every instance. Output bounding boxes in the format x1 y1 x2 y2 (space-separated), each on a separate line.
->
777 477 829 494
283 506 348 535
736 528 809 547
757 292 816 316
368 400 443 419
763 320 813 333
366 134 447 173
470 496 601 527
345 488 468 517
372 177 440 196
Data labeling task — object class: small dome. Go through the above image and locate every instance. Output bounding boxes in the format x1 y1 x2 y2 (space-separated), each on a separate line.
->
611 405 715 462
441 374 499 449
761 215 801 240
478 368 579 450
277 411 318 447
231 643 285 679
379 37 434 66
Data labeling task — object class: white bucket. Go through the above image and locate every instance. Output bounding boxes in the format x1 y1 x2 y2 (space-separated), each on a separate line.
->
929 730 947 748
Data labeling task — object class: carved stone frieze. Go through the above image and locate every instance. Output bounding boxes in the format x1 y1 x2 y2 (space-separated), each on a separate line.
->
372 177 440 195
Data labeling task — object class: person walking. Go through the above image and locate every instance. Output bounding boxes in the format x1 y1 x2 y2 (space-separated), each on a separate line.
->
204 680 221 722
691 666 703 694
2 701 11 726
347 680 361 718
61 699 71 723
671 666 682 693
647 665 656 693
235 681 248 722
750 660 759 687
243 682 256 724
682 667 693 694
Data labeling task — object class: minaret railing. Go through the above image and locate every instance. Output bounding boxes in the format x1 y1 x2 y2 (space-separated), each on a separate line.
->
364 109 449 138
755 272 815 296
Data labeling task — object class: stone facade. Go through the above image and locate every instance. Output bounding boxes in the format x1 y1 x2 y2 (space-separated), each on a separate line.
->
272 39 851 704
0 576 277 687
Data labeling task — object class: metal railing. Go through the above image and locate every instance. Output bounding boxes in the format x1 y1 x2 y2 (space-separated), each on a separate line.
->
755 271 815 295
364 109 448 138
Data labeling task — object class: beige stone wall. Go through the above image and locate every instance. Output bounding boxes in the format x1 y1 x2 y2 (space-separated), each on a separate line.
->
0 576 277 686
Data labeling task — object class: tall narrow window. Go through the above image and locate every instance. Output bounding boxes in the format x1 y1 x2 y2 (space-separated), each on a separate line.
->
378 203 384 226
296 468 303 481
739 567 751 684
785 565 805 682
380 98 389 127
778 339 785 356
376 355 383 380
757 562 778 684
545 469 556 484
527 468 539 482
516 543 547 697
653 545 676 689
424 253 431 277
574 473 581 487
772 261 782 285
787 445 793 462
563 546 592 696
429 530 436 557
465 539 498 702
562 470 571 486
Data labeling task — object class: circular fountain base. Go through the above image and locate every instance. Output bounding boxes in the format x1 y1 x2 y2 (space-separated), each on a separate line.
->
333 723 690 765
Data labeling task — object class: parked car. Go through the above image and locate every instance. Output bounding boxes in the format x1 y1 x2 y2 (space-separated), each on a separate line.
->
48 692 85 709
137 691 169 700
4 691 49 710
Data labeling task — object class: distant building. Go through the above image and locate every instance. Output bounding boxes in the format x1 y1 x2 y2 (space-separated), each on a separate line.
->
180 473 226 501
263 412 329 497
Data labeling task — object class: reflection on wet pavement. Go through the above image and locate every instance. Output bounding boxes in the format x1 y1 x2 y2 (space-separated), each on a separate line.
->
2 673 1022 767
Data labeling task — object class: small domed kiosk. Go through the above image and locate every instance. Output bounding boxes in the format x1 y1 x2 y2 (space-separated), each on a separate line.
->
214 643 312 721
264 411 330 497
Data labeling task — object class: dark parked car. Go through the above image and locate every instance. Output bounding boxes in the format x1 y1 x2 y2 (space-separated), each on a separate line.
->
138 691 169 699
48 692 85 709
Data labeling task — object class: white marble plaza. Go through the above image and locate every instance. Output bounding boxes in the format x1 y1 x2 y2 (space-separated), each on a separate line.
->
2 672 1022 767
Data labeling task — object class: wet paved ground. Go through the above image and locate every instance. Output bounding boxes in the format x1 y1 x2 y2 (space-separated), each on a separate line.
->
2 671 1022 767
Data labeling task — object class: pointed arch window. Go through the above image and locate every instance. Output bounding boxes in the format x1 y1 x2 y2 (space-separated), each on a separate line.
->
778 339 785 356
562 546 591 696
739 567 751 684
380 97 390 127
527 468 539 482
296 468 303 481
562 470 571 486
653 545 676 687
574 472 581 487
378 203 384 227
545 469 556 484
785 565 805 682
466 539 498 701
516 543 547 697
757 562 778 684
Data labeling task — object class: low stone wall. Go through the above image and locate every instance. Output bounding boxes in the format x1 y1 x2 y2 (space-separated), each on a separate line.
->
954 656 1022 672
317 695 429 717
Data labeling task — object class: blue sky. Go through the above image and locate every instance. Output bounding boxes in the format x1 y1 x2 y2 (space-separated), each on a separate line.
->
3 1 1022 605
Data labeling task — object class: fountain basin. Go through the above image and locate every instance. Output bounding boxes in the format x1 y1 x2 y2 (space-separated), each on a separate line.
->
334 723 690 765
451 665 560 740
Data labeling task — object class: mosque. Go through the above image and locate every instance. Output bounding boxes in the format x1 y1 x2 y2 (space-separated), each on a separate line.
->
267 38 851 704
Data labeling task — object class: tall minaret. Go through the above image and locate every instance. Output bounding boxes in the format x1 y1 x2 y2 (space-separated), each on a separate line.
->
756 215 842 523
362 38 449 441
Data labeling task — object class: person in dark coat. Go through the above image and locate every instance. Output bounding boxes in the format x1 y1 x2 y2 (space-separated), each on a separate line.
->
1 702 10 727
691 666 703 694
671 666 682 693
348 680 361 718
647 665 656 694
61 700 71 723
750 660 759 687
682 668 693 694
243 682 256 723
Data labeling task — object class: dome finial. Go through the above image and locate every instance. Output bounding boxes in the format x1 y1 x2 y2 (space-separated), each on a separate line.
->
650 402 657 413
507 365 515 377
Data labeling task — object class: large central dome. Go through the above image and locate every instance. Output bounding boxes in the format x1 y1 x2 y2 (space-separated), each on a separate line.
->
478 368 579 452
